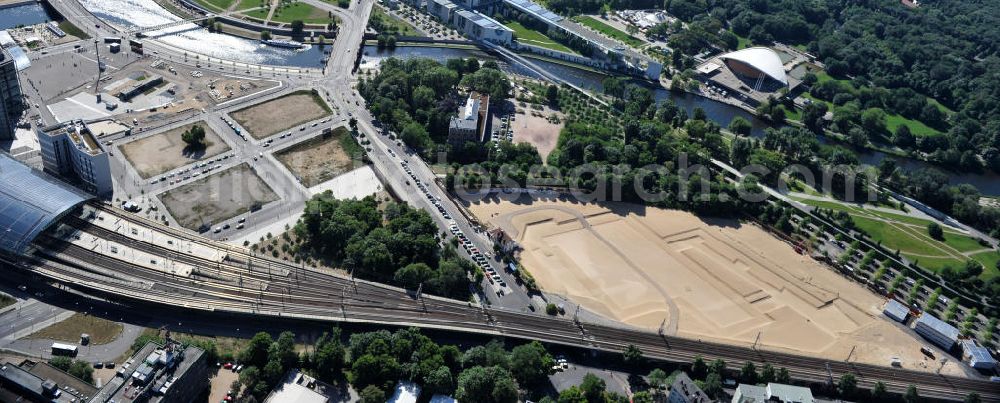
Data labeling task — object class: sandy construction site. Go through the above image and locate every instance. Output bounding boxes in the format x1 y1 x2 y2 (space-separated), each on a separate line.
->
467 197 965 375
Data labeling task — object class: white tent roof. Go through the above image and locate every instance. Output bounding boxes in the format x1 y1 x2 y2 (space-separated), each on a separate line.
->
720 47 787 85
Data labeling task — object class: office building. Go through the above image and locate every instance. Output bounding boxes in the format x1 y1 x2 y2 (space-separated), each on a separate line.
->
38 119 127 197
453 9 512 45
448 91 489 146
913 313 960 351
90 340 208 403
0 46 24 141
0 360 93 402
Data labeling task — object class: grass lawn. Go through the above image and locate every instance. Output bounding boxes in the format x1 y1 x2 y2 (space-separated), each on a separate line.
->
239 0 269 20
573 16 644 48
886 113 940 137
506 21 577 54
798 197 992 278
971 251 1000 280
270 2 332 24
193 0 235 11
28 314 123 345
732 31 751 49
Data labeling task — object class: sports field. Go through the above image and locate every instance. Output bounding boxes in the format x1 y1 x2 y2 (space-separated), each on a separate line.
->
468 197 967 375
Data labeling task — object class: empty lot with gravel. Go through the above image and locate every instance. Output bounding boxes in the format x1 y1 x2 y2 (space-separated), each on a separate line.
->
229 90 332 140
159 164 278 231
119 121 229 178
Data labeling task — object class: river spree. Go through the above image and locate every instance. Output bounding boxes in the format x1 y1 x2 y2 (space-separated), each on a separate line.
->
78 0 325 67
362 45 1000 195
0 2 55 30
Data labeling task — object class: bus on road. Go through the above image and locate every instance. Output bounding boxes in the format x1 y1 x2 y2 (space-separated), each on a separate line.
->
51 343 78 356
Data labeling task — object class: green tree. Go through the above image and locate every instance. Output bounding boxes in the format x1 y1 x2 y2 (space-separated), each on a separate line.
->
691 356 707 378
580 373 606 402
904 385 920 403
760 363 776 383
702 372 722 397
425 366 454 396
709 359 726 376
49 356 72 371
739 361 757 384
631 391 654 403
647 368 669 390
838 373 857 398
509 341 553 387
871 381 888 401
927 222 944 240
311 328 346 382
181 125 206 148
241 332 274 369
359 385 385 403
290 20 304 35
261 30 271 40
546 84 559 106
776 367 791 384
728 116 752 136
558 386 587 403
622 344 643 367
965 392 981 403
546 303 558 315
455 366 518 403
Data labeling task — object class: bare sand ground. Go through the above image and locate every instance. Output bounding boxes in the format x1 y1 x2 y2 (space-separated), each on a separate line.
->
230 91 331 140
467 197 966 376
275 127 360 187
159 164 278 231
120 121 229 178
512 106 564 160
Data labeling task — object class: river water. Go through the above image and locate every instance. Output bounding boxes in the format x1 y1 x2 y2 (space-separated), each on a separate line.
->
363 45 1000 195
77 0 326 67
0 3 55 30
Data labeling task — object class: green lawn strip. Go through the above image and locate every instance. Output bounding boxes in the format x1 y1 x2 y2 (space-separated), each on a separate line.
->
732 31 751 49
192 0 233 11
852 216 960 262
270 2 330 24
572 16 644 48
901 253 962 273
0 294 14 310
970 251 1000 280
940 233 988 253
505 21 577 54
57 20 89 40
238 0 268 19
886 113 940 137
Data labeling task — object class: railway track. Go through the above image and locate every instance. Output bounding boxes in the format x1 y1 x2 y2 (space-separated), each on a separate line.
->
12 205 996 401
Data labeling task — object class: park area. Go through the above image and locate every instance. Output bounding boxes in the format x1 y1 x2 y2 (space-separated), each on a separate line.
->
230 90 332 140
119 121 229 178
794 196 999 279
27 313 123 345
159 164 278 231
466 197 968 375
275 127 362 187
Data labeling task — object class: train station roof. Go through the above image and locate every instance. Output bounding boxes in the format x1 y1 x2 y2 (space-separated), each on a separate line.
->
0 153 90 255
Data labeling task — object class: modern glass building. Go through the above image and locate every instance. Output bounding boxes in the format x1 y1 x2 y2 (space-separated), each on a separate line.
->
0 153 90 255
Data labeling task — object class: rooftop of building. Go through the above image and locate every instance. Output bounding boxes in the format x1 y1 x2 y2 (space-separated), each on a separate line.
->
388 381 421 403
23 361 100 399
735 382 814 403
915 313 960 341
455 8 511 31
0 152 91 255
883 299 909 318
96 340 205 403
0 361 82 403
263 370 329 403
669 372 711 402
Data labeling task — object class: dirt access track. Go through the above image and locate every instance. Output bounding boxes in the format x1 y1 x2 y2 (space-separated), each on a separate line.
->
229 90 332 140
467 197 967 376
